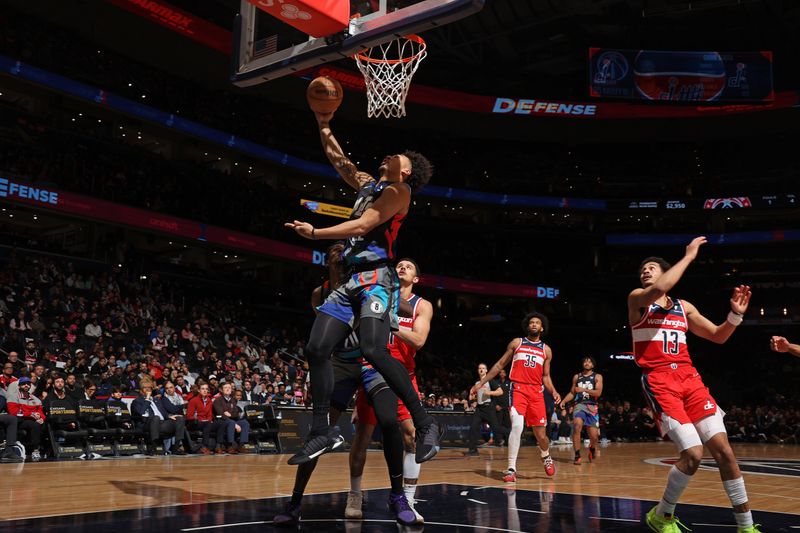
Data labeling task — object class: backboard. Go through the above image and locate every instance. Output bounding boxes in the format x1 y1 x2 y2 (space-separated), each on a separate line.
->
231 0 485 87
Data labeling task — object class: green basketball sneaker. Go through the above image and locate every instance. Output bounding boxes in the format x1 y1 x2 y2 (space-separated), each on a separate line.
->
646 506 691 532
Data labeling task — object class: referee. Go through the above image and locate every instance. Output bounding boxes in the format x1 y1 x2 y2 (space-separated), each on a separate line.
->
495 368 512 443
466 363 508 455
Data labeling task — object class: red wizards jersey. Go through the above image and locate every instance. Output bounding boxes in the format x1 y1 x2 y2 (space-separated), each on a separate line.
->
389 294 423 374
631 297 693 371
509 337 546 388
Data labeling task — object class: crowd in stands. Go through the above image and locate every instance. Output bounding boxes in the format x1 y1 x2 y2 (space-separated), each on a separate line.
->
0 247 314 461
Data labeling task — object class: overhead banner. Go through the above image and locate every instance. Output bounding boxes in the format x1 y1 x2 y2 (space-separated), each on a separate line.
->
0 174 313 263
0 174 560 299
309 65 794 119
104 0 232 54
589 48 774 102
420 274 560 300
609 194 796 211
3 55 796 215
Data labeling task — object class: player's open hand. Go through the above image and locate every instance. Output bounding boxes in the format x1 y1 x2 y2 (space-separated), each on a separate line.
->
552 392 562 405
685 236 707 261
285 220 315 240
730 284 751 315
770 336 789 353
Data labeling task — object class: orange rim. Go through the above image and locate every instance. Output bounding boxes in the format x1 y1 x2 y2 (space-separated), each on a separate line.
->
355 34 426 65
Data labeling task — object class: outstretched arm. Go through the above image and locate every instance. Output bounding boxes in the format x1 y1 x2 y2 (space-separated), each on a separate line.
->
285 182 410 240
469 339 520 396
771 336 800 357
684 285 752 344
627 236 707 324
316 112 374 191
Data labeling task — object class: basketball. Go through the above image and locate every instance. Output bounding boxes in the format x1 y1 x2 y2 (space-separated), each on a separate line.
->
306 76 344 114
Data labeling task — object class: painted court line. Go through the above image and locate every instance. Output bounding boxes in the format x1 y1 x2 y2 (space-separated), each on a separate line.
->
510 507 546 514
467 498 488 505
182 521 266 531
184 519 527 532
589 516 639 522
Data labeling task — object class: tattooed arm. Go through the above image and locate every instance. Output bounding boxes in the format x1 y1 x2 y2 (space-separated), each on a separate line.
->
316 111 374 191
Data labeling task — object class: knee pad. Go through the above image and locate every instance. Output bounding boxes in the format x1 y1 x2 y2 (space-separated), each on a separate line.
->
694 409 727 444
663 414 703 452
510 407 525 431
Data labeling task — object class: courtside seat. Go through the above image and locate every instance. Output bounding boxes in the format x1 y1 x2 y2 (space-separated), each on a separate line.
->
105 401 143 455
79 399 119 457
244 404 281 453
46 397 89 459
78 400 117 439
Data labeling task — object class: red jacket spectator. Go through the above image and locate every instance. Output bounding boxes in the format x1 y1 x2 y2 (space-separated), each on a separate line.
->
7 378 46 422
186 394 214 422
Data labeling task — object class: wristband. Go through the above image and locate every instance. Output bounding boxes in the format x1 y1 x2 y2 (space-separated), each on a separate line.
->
311 228 315 240
727 311 743 326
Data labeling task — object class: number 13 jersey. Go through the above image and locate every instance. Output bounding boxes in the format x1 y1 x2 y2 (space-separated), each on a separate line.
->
631 297 693 371
509 337 546 389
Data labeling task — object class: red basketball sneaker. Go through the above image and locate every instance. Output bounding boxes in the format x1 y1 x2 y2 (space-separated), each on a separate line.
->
543 455 555 477
503 470 517 483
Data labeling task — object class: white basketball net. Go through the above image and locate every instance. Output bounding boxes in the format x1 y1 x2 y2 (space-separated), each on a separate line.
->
355 35 427 119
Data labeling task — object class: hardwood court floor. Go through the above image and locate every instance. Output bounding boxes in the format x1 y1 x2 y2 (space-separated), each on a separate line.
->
1 442 798 530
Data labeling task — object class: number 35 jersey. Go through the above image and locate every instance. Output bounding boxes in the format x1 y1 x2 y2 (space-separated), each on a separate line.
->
631 297 693 371
509 337 546 389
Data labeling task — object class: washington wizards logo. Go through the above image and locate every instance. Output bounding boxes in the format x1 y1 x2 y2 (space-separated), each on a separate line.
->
647 457 800 478
593 51 629 84
703 197 752 209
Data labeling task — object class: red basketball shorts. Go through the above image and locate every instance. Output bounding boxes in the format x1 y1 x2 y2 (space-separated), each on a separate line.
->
641 365 718 427
509 381 547 427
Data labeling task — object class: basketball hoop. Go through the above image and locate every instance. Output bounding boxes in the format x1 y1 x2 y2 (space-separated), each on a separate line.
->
354 34 427 119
